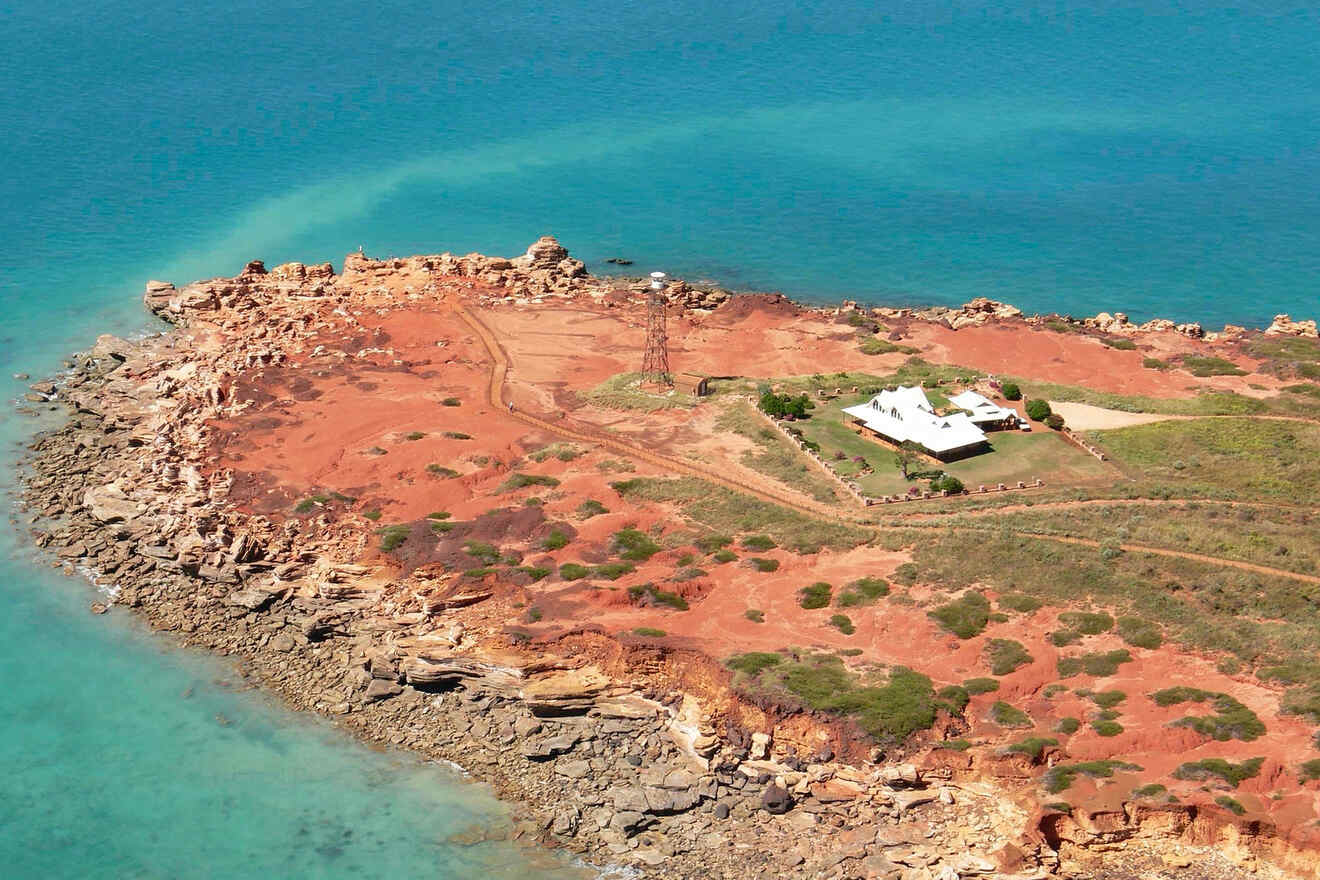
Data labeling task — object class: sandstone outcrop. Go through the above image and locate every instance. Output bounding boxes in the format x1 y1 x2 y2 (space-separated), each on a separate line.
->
1266 314 1319 338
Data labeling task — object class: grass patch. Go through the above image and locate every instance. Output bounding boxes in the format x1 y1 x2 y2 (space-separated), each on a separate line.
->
935 738 972 751
1091 720 1124 737
998 593 1044 613
1180 355 1247 377
558 563 590 580
1043 760 1143 794
733 652 940 744
741 534 777 551
1149 687 1265 741
442 431 471 440
517 566 551 582
988 701 1033 728
1172 757 1263 788
377 524 410 552
695 533 733 553
1116 616 1163 649
426 464 460 478
1058 611 1114 635
497 472 560 493
581 372 702 410
362 509 383 521
1006 737 1058 760
829 613 855 635
1215 795 1246 815
594 562 636 581
837 577 890 607
1057 650 1132 678
627 583 689 610
744 608 765 623
430 521 455 534
964 677 1000 695
1050 630 1081 647
633 627 667 638
1090 690 1127 709
799 582 833 610
404 431 425 441
928 591 991 639
577 499 609 518
1054 717 1081 734
1298 759 1320 782
612 528 662 561
541 529 570 551
937 686 970 713
441 397 461 406
712 549 738 564
749 557 779 573
986 639 1034 675
727 652 782 676
715 401 841 503
1133 783 1168 798
528 443 579 463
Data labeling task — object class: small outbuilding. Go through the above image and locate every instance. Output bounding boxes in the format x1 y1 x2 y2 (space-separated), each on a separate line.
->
674 372 711 398
947 390 1020 430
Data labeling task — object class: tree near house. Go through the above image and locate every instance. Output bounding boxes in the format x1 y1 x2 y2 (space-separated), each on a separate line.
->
893 441 923 479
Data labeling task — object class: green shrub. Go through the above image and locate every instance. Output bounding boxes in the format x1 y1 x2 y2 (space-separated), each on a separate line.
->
742 534 777 551
441 397 462 406
1050 629 1081 647
594 562 636 581
627 583 689 610
1025 399 1052 421
363 509 383 521
727 652 783 675
930 474 965 494
712 549 738 564
577 499 608 517
463 541 501 564
989 701 1032 728
829 614 855 635
1043 760 1142 794
1006 737 1058 760
378 524 410 552
426 464 460 478
928 591 991 639
1172 757 1264 788
541 529 570 551
1091 720 1124 737
1132 783 1167 798
442 431 471 440
1057 649 1132 678
998 593 1044 613
937 686 970 713
1090 690 1127 709
1215 796 1246 815
517 566 551 582
986 639 1033 675
1045 413 1065 431
1181 356 1246 377
426 511 451 520
612 528 662 561
497 472 560 493
1150 688 1265 741
1299 759 1320 782
1103 338 1137 351
1054 717 1081 734
1116 616 1162 649
964 677 1000 695
1001 382 1022 401
404 431 425 441
525 606 543 622
750 557 779 573
558 563 590 580
892 562 920 586
1143 357 1171 370
633 627 667 638
695 533 733 553
799 582 833 609
1058 611 1114 635
462 567 495 579
671 566 707 582
744 609 765 624
935 738 973 751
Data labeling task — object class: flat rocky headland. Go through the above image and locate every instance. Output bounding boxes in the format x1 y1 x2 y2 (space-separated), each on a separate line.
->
14 238 1320 879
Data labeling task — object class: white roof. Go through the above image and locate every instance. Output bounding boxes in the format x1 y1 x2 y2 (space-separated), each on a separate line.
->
842 385 987 455
948 390 1019 424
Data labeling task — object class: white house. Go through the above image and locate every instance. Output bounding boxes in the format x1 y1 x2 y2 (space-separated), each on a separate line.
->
947 390 1020 430
842 386 989 460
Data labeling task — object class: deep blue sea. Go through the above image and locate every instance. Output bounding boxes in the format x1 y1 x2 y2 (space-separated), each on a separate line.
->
1 1 1318 876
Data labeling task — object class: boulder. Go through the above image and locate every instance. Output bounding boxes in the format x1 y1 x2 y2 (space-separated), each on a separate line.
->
363 678 402 702
83 483 144 523
761 784 794 814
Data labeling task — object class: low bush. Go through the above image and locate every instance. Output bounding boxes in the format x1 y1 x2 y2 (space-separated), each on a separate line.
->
1057 649 1132 678
1181 356 1247 377
1215 796 1246 815
1132 783 1168 799
744 609 765 623
1058 611 1114 635
541 529 570 551
799 582 833 610
1045 413 1065 431
998 593 1044 613
1091 720 1124 737
964 677 1000 695
742 534 777 551
986 639 1034 675
1006 737 1058 760
426 464 460 478
497 472 560 493
1103 338 1137 351
930 474 965 494
1172 757 1264 788
1116 616 1162 649
750 557 779 573
1299 759 1320 782
937 686 970 713
612 528 662 561
404 431 425 441
1025 399 1052 421
1090 690 1127 709
378 524 410 552
594 562 636 581
989 701 1033 728
1050 629 1081 647
935 738 972 751
464 541 501 564
1054 717 1081 734
1001 382 1022 401
633 627 667 638
517 566 551 582
695 533 733 553
558 563 590 580
1043 761 1143 794
1143 357 1171 370
363 509 383 521
577 499 609 517
442 431 471 440
727 652 782 675
928 591 991 639
829 614 855 635
1150 687 1265 741
462 567 495 579
627 583 689 610
441 397 462 406
426 511 451 520
712 549 738 564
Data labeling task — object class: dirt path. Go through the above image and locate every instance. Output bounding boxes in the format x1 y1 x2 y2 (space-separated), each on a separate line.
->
454 302 851 520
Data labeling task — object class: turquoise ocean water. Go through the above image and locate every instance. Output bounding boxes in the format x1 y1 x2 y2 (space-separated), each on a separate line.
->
1 1 1318 876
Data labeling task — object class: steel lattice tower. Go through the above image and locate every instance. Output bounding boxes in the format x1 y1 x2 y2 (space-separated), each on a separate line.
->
640 271 672 386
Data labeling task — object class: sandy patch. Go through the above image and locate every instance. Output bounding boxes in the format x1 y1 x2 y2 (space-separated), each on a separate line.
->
1048 401 1185 431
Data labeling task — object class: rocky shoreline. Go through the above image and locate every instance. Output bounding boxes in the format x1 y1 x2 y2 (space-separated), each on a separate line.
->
11 238 1309 879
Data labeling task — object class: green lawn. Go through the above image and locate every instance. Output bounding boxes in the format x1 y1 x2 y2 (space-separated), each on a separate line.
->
796 395 1113 496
